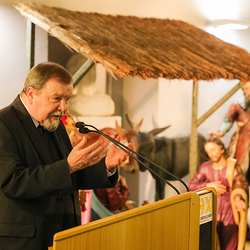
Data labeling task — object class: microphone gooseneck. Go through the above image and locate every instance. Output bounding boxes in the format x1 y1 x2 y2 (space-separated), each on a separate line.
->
76 122 189 195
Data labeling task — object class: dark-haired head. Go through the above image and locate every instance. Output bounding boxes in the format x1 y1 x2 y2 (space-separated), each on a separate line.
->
205 136 229 158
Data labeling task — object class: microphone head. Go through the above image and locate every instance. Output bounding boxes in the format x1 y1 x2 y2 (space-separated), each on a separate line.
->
79 127 90 134
76 121 90 133
76 122 85 128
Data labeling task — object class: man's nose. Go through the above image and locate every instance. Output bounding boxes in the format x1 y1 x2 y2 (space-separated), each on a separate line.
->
58 99 67 112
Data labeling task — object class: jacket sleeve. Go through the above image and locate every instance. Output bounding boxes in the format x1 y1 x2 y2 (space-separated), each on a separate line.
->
0 121 74 200
74 157 118 190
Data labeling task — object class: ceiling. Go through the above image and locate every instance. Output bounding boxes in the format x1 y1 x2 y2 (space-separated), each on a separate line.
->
6 0 250 25
190 0 250 23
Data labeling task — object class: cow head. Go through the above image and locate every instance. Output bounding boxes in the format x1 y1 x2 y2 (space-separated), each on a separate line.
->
122 114 170 173
136 125 171 172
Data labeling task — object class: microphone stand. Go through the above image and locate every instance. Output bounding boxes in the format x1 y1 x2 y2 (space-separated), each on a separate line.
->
76 122 189 195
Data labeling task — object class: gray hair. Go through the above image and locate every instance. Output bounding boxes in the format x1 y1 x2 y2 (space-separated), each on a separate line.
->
23 62 72 93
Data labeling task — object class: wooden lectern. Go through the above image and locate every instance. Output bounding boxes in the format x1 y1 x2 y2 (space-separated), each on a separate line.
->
49 187 216 250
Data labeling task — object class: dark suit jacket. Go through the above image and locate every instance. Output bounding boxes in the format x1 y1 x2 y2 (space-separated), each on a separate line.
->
0 96 118 250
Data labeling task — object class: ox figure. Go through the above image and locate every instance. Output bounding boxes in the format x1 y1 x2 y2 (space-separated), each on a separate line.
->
136 130 208 200
123 115 208 201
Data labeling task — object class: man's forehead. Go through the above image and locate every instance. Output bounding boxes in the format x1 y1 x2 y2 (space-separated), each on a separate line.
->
44 79 73 94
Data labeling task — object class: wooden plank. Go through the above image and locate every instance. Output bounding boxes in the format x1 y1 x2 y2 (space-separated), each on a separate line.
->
26 20 35 72
197 82 241 126
51 192 200 250
189 80 198 179
72 59 95 87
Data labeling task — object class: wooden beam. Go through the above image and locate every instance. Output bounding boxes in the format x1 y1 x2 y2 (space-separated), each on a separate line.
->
26 20 35 73
197 82 241 126
72 59 95 87
189 80 198 179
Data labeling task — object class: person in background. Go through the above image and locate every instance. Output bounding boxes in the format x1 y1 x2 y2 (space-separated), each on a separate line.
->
211 81 250 182
188 137 248 250
91 174 131 221
0 62 131 250
78 189 92 224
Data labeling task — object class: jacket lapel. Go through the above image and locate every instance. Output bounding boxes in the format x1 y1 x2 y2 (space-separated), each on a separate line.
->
53 124 72 158
12 96 56 164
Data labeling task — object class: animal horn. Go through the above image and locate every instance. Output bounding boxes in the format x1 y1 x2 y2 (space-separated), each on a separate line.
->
125 114 143 133
134 118 143 133
125 114 133 129
150 125 171 136
115 120 126 137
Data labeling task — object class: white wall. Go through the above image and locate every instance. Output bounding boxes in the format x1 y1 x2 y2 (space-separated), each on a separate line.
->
0 1 48 108
0 3 26 107
2 0 250 206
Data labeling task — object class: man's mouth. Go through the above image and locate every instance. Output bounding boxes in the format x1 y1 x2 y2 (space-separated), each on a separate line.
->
50 115 61 120
49 112 64 120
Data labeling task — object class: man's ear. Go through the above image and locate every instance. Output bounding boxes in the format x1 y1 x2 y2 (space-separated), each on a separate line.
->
26 87 36 104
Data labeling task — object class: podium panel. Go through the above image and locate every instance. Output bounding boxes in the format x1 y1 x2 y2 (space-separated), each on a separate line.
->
50 188 216 250
196 188 217 250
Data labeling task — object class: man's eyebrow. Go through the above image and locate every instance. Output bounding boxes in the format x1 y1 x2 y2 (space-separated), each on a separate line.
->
51 93 71 97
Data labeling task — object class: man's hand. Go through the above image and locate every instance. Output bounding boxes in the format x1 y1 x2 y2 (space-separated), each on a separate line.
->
105 136 132 171
67 136 106 173
206 181 227 195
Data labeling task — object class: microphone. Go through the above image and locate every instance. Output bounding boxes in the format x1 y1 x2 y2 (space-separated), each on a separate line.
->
75 122 189 195
76 122 91 134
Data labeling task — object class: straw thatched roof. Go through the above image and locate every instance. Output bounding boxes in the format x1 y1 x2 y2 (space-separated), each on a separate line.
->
15 2 250 81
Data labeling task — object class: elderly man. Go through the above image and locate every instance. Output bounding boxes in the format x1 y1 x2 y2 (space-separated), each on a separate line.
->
0 62 130 250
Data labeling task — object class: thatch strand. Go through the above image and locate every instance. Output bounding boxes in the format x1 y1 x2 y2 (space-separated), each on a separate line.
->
15 2 250 81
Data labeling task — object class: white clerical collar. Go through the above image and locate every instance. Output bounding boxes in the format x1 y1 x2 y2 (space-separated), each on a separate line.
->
19 95 40 128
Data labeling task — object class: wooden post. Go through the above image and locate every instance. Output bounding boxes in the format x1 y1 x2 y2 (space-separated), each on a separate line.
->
189 80 198 179
26 20 35 73
72 59 95 87
197 83 241 126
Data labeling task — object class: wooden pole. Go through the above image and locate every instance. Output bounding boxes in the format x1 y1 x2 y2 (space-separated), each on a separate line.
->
26 20 35 73
189 80 198 179
197 82 241 126
72 59 95 87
